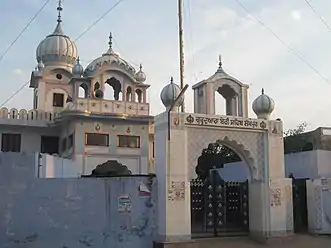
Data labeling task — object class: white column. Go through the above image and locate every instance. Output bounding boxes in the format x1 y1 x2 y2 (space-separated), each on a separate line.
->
232 97 238 116
226 98 233 115
154 112 191 241
143 89 147 103
193 89 198 113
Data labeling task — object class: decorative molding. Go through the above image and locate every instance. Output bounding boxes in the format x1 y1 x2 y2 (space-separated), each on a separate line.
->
185 113 268 130
215 136 258 181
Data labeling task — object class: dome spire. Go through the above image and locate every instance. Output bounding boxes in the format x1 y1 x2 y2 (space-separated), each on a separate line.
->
103 32 115 55
216 54 225 73
57 0 63 23
53 0 64 35
108 32 113 49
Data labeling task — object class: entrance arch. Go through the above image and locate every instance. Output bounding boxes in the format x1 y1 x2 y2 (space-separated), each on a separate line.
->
214 137 255 181
195 141 250 181
186 126 263 182
191 140 251 237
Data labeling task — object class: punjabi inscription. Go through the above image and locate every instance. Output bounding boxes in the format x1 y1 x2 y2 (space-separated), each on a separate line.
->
185 114 266 129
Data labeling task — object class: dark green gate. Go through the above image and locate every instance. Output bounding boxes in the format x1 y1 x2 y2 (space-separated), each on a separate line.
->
191 171 249 237
292 178 308 233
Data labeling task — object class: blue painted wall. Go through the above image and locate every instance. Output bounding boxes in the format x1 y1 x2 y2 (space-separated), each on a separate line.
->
0 152 157 248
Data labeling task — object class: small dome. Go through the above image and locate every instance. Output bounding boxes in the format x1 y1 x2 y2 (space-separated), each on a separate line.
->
37 60 45 71
160 77 184 109
252 88 275 119
72 57 84 77
84 32 135 77
35 1 78 67
135 64 146 83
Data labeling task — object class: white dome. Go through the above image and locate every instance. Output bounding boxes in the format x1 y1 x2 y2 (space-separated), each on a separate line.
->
135 64 146 83
84 33 136 77
37 60 45 71
36 3 78 67
160 77 184 109
252 88 275 119
72 57 84 77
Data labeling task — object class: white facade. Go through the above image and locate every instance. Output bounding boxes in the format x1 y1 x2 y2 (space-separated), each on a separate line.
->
0 2 154 176
154 56 293 241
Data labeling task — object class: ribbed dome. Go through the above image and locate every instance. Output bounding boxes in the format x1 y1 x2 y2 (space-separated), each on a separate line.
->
84 32 136 77
252 88 275 120
36 1 78 67
160 77 184 109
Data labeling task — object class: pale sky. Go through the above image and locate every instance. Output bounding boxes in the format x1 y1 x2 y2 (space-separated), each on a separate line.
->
1 0 331 131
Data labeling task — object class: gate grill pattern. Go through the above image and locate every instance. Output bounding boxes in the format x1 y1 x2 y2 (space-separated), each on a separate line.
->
191 174 249 237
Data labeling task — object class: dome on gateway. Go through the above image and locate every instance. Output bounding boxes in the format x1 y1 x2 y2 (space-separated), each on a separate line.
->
35 1 78 67
84 32 136 77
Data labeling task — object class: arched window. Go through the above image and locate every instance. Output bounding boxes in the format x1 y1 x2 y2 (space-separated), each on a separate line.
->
136 89 142 103
94 82 101 90
214 84 237 116
79 83 89 98
126 86 132 101
104 77 122 100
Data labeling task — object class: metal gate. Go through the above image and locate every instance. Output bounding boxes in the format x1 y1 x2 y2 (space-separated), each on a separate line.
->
191 171 249 237
292 179 308 233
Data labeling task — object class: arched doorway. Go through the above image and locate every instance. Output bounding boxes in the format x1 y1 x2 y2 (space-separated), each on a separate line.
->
191 142 250 238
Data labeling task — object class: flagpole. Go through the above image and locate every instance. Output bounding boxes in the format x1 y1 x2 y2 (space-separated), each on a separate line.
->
178 0 185 112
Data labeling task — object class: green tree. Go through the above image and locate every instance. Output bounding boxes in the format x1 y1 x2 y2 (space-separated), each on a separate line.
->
284 122 307 137
284 122 309 154
195 143 241 180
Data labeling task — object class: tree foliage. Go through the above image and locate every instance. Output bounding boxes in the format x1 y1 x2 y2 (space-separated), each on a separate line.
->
195 143 241 180
284 122 307 137
82 160 132 177
284 122 310 154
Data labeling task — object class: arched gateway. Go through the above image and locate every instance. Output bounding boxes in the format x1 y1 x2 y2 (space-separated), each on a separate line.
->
154 58 294 242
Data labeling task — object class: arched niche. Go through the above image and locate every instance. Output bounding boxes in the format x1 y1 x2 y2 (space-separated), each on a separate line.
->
94 82 101 90
136 89 143 103
213 78 242 116
104 77 122 101
78 83 89 98
189 134 258 181
214 137 255 181
126 86 133 101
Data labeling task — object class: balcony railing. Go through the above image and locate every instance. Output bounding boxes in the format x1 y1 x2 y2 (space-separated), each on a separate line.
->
0 107 57 126
73 98 150 116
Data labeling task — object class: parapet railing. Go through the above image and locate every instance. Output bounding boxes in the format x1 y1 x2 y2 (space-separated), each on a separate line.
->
0 108 58 122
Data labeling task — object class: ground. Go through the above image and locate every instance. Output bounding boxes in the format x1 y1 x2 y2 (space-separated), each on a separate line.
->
155 234 331 248
219 234 331 247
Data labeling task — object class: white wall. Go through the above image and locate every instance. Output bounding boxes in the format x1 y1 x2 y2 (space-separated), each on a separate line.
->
216 161 250 181
0 152 157 248
38 154 81 178
213 150 331 181
36 153 144 178
285 150 331 179
306 178 331 234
